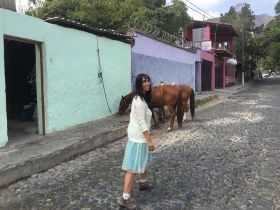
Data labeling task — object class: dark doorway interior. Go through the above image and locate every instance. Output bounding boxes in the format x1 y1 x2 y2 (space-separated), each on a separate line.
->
195 61 201 92
4 39 38 141
215 59 223 88
201 60 212 91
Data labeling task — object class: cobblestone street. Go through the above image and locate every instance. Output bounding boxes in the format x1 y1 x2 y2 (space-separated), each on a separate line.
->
0 79 280 210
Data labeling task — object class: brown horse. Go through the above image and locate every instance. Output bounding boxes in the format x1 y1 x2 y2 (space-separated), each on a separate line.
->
119 92 136 115
118 91 165 126
151 85 195 123
119 86 184 131
150 85 184 130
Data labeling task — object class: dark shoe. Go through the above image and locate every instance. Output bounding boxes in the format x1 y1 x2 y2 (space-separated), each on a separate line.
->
138 181 154 191
117 196 137 210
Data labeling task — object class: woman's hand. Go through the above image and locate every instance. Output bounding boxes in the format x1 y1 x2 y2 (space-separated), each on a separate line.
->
147 140 155 151
143 131 155 151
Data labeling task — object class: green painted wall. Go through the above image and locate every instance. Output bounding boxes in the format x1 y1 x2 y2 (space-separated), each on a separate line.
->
44 24 131 132
0 9 131 147
0 9 45 147
1 9 45 42
0 11 8 147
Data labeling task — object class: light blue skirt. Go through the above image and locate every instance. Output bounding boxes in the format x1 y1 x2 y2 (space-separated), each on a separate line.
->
122 140 152 173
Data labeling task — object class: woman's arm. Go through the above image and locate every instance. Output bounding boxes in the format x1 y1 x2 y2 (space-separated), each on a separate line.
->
143 131 155 151
134 98 155 151
134 98 150 132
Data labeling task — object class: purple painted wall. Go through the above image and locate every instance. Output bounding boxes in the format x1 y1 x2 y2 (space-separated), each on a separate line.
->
132 32 200 90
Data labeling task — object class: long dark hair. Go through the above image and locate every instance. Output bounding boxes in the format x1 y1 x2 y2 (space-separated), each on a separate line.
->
135 73 152 103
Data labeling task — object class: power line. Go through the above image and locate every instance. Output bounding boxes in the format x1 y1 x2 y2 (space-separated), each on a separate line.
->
183 0 216 19
184 3 212 20
182 0 220 24
182 0 221 44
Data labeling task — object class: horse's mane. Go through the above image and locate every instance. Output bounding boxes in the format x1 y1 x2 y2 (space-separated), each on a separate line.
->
123 92 136 104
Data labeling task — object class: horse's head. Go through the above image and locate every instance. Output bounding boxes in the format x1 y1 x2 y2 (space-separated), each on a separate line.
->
119 95 131 115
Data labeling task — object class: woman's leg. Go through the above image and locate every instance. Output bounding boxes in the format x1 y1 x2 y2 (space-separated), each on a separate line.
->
140 170 148 180
118 172 137 209
139 170 153 191
124 172 136 193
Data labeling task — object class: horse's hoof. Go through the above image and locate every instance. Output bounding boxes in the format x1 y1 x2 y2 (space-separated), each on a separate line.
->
167 127 173 132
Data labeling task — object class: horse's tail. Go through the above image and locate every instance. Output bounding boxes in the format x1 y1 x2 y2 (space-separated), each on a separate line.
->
190 88 195 120
177 89 183 128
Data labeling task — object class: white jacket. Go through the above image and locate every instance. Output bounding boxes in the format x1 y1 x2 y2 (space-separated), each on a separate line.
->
127 96 152 143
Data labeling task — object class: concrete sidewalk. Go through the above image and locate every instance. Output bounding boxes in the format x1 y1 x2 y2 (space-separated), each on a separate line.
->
0 82 251 188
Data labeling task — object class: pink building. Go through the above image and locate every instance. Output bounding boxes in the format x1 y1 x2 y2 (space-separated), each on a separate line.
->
184 20 238 91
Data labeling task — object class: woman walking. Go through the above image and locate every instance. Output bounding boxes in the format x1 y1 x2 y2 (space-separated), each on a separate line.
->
117 74 155 210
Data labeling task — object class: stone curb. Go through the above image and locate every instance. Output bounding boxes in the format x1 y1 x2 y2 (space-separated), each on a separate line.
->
195 95 219 108
0 125 127 188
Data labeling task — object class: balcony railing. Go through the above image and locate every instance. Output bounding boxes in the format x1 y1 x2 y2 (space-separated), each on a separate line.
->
212 42 233 52
192 41 234 53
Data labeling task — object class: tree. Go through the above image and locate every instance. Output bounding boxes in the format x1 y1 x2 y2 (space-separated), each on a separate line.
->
27 0 191 36
275 0 280 15
220 3 257 78
220 6 238 26
155 0 191 35
256 0 280 72
257 18 280 71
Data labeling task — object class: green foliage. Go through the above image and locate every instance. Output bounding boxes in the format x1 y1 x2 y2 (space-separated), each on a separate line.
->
275 0 280 15
239 4 255 30
255 1 280 71
220 3 258 73
27 0 191 35
220 7 237 26
257 17 280 71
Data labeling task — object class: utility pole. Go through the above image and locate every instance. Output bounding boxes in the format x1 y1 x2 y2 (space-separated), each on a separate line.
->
241 24 245 86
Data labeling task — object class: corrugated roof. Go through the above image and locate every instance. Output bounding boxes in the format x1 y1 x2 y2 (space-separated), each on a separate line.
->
45 17 133 44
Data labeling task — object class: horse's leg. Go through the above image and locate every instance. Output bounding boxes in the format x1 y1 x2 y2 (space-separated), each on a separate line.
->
162 107 168 120
151 109 158 128
158 107 166 123
183 104 189 122
162 107 168 121
167 105 176 132
157 108 162 123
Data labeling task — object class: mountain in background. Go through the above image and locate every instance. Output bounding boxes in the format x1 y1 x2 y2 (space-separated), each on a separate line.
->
207 14 274 28
206 3 275 28
254 14 274 27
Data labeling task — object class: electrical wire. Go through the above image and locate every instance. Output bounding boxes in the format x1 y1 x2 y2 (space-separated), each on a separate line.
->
96 37 113 115
182 0 221 47
184 3 212 20
184 0 216 19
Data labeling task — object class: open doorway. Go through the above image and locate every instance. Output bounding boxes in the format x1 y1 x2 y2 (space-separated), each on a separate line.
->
4 38 39 143
201 60 212 91
215 59 223 88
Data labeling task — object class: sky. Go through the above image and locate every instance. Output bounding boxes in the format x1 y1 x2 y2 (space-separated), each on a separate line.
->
167 0 278 20
16 0 28 10
16 0 278 20
16 0 28 6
